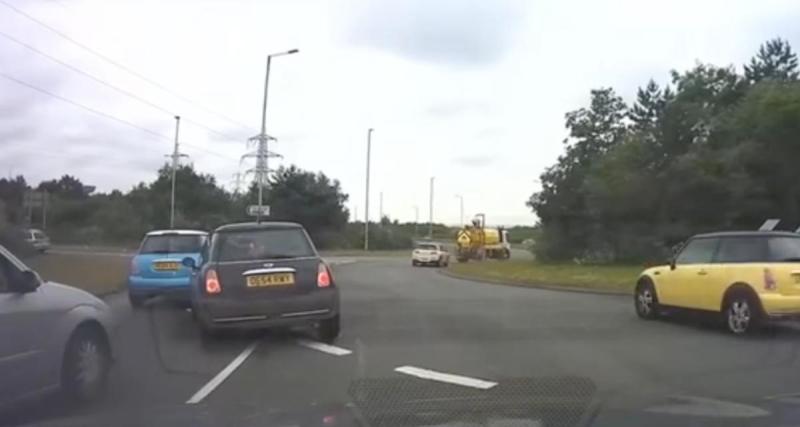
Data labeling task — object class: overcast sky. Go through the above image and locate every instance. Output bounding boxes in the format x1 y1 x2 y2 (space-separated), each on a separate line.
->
1 0 798 225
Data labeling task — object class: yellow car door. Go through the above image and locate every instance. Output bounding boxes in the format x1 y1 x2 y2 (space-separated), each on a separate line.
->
699 236 770 311
657 237 720 308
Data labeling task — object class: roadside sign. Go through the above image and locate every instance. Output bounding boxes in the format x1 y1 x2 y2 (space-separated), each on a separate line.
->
23 191 48 208
247 205 270 217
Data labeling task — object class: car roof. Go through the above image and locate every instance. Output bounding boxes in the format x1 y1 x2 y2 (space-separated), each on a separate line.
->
213 222 304 233
145 229 208 236
693 230 800 239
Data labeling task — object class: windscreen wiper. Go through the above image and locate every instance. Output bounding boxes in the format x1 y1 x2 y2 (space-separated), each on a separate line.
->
779 257 800 262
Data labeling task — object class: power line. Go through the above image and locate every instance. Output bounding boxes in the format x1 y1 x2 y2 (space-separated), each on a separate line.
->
0 71 169 141
0 0 256 134
0 29 244 141
1 70 240 161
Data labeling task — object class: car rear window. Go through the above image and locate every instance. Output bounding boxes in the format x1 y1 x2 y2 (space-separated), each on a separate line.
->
213 228 315 262
767 237 800 261
140 234 206 254
416 244 438 251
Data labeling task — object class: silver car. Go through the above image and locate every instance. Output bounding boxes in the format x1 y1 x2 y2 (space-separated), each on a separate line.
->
23 229 51 253
185 222 340 342
0 244 113 408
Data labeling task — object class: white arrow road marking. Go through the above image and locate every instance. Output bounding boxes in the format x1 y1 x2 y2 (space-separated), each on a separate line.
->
297 339 352 356
186 341 258 404
394 366 497 390
645 395 769 418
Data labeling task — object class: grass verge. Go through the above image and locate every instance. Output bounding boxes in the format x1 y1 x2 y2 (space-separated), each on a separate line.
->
26 253 129 296
447 260 642 294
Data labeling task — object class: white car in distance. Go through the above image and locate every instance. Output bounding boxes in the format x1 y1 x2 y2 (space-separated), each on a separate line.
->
412 242 450 267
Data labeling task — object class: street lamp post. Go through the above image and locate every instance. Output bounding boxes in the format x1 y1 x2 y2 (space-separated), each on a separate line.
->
169 115 181 228
256 48 299 222
455 194 464 226
364 128 373 250
413 205 419 237
428 177 435 238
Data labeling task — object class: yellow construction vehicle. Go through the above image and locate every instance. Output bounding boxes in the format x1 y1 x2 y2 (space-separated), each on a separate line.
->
455 214 511 262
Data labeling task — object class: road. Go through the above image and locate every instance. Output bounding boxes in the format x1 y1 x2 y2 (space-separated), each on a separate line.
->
6 258 800 426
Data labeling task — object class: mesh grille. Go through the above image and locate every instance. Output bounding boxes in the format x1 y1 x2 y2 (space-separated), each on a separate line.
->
349 376 597 427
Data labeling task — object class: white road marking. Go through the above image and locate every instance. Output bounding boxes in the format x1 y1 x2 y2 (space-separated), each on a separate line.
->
764 392 800 404
185 341 258 404
394 365 498 390
645 395 769 418
296 339 352 356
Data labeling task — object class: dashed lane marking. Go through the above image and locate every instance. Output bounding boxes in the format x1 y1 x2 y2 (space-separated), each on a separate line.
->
185 341 258 404
296 339 353 356
394 365 498 390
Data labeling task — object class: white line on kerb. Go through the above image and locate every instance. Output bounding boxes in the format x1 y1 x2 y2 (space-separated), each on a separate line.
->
185 341 258 404
394 365 498 390
297 339 353 356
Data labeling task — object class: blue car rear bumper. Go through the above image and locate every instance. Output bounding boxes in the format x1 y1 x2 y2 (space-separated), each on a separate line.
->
128 276 192 301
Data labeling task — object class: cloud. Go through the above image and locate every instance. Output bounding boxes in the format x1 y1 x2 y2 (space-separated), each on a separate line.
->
453 155 493 168
344 0 525 66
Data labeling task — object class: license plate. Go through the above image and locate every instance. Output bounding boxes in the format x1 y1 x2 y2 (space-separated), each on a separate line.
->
153 261 179 271
246 273 295 287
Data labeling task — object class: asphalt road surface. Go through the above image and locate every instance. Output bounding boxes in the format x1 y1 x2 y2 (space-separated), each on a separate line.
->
6 258 800 427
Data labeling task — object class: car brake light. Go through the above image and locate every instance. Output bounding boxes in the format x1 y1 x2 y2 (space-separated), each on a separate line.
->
764 268 777 291
205 269 222 294
317 263 332 288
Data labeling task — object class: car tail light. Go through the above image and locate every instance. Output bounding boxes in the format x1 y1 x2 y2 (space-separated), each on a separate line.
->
317 263 332 288
130 258 140 275
205 269 222 294
764 268 777 291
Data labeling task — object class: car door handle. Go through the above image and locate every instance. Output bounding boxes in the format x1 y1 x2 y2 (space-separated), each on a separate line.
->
697 270 708 275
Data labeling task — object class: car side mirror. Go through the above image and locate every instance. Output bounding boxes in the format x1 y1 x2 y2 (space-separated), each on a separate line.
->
13 270 41 293
182 257 197 270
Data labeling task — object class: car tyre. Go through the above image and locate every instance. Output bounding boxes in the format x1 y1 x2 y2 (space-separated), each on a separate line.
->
61 325 111 403
635 280 660 320
412 260 419 267
128 293 145 309
724 293 761 335
318 314 340 343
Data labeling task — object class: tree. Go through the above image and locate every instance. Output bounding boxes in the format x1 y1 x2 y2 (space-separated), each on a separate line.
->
528 39 800 262
745 38 799 83
0 176 28 224
132 164 232 230
629 79 673 133
251 165 349 248
527 88 628 260
37 175 89 199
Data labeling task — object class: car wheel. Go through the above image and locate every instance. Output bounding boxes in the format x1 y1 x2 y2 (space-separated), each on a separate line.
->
635 281 659 320
412 260 418 267
317 314 340 343
725 294 760 335
61 325 111 403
